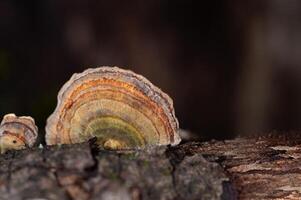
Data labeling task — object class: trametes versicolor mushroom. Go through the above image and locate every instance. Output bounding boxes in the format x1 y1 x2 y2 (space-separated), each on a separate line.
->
0 114 38 153
45 66 181 150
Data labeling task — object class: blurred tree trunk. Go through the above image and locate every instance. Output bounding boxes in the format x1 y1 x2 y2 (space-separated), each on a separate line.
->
236 0 301 133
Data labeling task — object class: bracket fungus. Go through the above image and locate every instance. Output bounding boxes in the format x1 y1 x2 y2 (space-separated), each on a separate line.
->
45 66 181 149
0 114 38 153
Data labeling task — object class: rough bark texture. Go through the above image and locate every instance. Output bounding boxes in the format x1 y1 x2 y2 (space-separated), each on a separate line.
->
0 135 301 200
0 142 231 200
171 135 301 200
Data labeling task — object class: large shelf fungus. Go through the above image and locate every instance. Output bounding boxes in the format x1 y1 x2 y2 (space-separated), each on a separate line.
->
0 114 38 153
45 66 181 149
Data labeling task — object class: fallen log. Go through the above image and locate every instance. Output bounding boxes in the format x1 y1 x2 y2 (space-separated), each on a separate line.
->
0 135 300 200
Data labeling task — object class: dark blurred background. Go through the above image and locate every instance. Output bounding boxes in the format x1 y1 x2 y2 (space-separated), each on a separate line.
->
1 0 301 140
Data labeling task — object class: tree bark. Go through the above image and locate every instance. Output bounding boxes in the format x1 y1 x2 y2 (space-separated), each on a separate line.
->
0 135 301 200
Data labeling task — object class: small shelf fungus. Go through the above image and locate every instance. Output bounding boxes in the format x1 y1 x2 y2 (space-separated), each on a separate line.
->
45 66 181 150
0 114 38 153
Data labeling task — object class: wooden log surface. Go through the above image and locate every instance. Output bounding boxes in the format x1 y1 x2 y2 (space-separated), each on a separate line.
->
173 135 301 200
0 135 301 200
